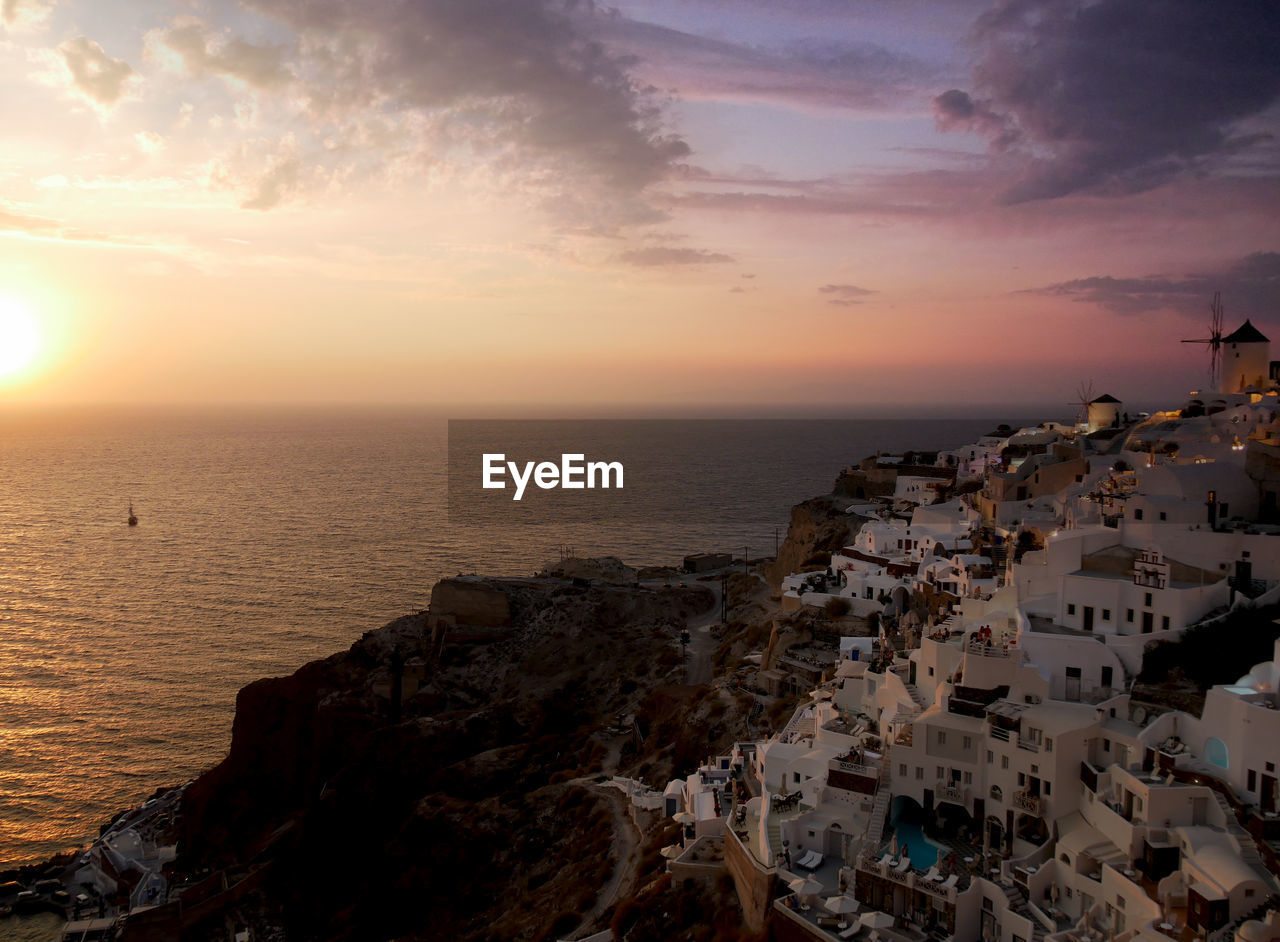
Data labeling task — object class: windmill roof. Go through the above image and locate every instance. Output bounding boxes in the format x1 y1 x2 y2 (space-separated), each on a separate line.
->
1090 394 1121 404
1223 319 1269 343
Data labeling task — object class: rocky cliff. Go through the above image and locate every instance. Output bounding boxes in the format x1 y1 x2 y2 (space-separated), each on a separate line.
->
176 574 715 941
761 496 861 594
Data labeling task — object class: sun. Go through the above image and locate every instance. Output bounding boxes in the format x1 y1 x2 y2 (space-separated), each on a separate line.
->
0 298 41 378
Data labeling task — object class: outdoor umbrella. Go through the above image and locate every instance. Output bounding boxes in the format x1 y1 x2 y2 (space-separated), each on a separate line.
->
824 895 861 929
673 811 696 825
788 876 823 911
861 911 895 930
660 844 683 859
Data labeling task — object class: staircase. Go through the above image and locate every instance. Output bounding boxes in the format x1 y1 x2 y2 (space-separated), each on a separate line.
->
779 708 816 744
999 875 1049 942
905 683 930 711
1211 791 1266 868
866 752 894 847
767 814 784 861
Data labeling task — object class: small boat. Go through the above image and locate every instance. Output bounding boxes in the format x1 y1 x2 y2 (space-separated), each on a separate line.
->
128 502 138 527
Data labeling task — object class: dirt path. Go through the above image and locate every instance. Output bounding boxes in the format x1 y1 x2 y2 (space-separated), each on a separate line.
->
574 783 643 938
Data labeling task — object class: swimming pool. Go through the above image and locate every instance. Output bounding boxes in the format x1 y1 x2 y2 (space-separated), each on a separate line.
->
889 815 947 869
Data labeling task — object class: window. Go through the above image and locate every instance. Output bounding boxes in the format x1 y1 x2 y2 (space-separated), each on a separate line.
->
1102 609 1111 621
1045 781 1052 796
900 763 908 777
937 766 945 779
1248 770 1257 791
991 785 1003 800
1134 508 1144 520
1126 609 1134 623
1068 603 1077 615
1159 512 1167 521
916 766 924 780
963 736 973 750
987 750 994 764
1162 616 1170 630
1268 762 1276 773
1102 666 1113 688
937 731 947 745
929 666 935 677
1018 772 1026 787
1104 738 1112 752
1046 738 1054 753
1145 592 1153 607
795 772 801 783
964 771 973 784
1002 756 1009 769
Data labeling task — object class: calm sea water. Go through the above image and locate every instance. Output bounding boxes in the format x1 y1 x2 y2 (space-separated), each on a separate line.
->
0 408 1010 869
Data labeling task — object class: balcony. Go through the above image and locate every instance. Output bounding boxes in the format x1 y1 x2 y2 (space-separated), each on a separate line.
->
1016 738 1040 753
936 781 968 805
1013 790 1045 816
967 641 1018 659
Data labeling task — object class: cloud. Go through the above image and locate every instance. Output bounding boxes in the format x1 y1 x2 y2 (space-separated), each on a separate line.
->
932 89 1015 149
2 0 54 29
58 36 135 109
151 20 291 88
588 16 934 111
241 0 690 205
820 283 877 306
240 153 301 211
938 0 1280 201
1024 251 1280 316
617 246 734 266
0 206 59 233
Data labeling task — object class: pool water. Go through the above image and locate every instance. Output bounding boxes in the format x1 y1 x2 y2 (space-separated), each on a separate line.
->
890 815 947 869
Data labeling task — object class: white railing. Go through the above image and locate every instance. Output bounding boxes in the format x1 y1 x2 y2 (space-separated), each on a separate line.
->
936 782 967 804
1013 791 1044 816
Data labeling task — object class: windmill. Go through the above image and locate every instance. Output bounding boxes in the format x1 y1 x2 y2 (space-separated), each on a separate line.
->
1181 291 1225 390
1072 381 1095 429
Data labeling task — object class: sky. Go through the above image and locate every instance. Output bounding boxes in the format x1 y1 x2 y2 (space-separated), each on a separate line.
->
0 0 1277 413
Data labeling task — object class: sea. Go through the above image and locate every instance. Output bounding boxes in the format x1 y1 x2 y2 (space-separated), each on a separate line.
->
0 408 1025 877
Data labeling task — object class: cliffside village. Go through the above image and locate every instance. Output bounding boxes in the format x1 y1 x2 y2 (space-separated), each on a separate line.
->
645 320 1280 942
41 320 1280 942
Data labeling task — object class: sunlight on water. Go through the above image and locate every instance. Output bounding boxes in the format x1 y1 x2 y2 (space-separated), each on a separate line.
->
0 408 1006 866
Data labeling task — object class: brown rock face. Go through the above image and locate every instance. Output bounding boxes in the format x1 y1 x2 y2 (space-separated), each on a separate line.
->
428 578 512 627
761 496 860 594
174 579 715 941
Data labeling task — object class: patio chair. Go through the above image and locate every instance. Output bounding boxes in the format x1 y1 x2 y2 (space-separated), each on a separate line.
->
895 856 911 872
923 866 941 882
941 874 958 889
801 851 824 870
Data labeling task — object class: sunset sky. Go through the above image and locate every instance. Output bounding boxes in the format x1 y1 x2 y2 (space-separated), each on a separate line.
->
1 0 1277 412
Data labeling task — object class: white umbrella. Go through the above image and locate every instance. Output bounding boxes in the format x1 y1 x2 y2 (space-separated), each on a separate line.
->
789 876 823 894
889 834 899 857
861 911 895 930
789 875 823 910
660 844 683 859
673 811 696 825
824 895 861 929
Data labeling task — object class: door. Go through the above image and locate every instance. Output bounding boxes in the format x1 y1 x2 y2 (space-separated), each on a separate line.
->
1262 775 1278 813
1142 611 1154 633
1065 667 1082 702
1083 607 1095 631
